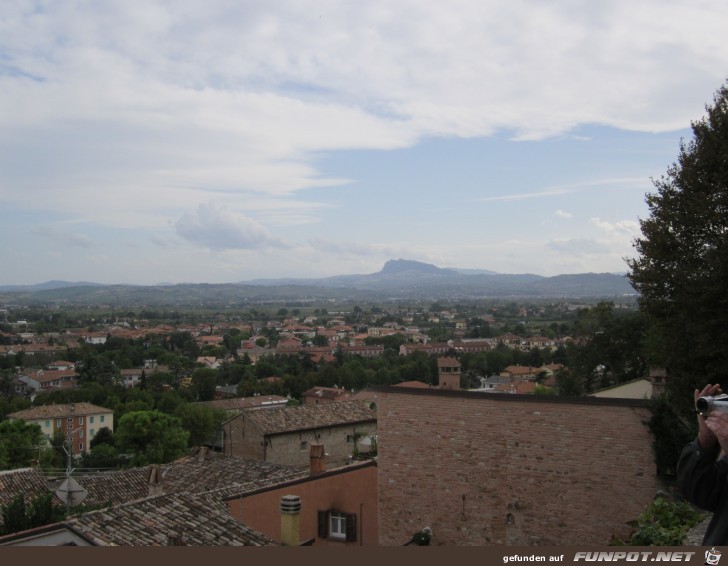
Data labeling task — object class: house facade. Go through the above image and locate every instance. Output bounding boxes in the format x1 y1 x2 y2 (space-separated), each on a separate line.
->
225 454 378 546
220 400 377 468
8 402 114 454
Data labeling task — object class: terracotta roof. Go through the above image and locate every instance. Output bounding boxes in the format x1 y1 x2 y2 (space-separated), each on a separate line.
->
195 396 288 412
160 451 306 496
8 402 112 420
66 491 278 546
394 380 432 388
437 356 460 368
54 468 152 507
501 365 540 376
302 386 351 400
25 369 77 384
244 400 376 436
0 468 62 509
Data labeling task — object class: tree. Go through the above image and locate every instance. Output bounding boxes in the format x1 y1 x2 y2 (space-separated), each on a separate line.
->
0 492 63 535
115 410 189 466
627 81 728 414
0 419 44 470
175 404 227 447
190 368 218 401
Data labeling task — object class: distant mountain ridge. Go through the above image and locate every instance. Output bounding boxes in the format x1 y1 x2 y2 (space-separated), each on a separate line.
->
0 259 636 305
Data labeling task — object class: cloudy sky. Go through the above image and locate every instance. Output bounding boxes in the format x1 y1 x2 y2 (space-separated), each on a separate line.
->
1 1 727 285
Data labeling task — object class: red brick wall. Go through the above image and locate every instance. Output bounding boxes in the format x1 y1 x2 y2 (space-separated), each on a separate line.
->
376 389 658 546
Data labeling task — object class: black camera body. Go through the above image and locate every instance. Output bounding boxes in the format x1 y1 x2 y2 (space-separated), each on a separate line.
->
696 394 728 416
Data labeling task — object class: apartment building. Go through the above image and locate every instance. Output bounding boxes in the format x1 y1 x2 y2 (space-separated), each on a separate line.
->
7 402 114 454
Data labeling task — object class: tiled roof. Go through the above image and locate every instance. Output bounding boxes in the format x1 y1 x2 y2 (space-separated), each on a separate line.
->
66 491 278 546
244 400 376 436
26 370 77 384
0 468 62 509
393 380 431 388
8 402 112 420
437 356 460 368
51 468 152 507
195 396 288 412
302 386 351 400
160 451 306 495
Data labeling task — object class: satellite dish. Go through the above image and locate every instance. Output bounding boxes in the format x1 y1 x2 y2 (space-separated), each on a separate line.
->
55 477 88 507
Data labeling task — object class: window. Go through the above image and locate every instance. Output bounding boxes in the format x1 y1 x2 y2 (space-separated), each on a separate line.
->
89 416 95 424
79 430 83 438
79 442 84 451
317 510 356 542
79 417 84 425
45 420 50 428
300 441 308 451
56 419 61 427
90 429 95 438
330 511 347 539
100 415 105 423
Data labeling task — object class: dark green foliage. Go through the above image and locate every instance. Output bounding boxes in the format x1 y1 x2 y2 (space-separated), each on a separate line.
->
190 368 217 401
627 81 728 416
0 419 44 470
174 404 226 447
115 410 189 466
0 492 64 535
621 497 704 546
647 398 694 478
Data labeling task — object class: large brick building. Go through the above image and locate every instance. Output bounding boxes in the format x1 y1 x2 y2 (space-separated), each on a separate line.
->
375 386 658 546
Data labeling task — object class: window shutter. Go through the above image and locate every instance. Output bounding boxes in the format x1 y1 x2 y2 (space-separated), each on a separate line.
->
345 513 357 542
317 511 329 538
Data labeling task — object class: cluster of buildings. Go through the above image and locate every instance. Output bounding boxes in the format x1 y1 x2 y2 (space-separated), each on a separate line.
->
1 360 669 546
0 364 665 546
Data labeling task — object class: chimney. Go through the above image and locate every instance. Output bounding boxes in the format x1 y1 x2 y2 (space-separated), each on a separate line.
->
279 495 301 546
197 446 208 463
438 356 461 390
148 464 163 497
309 443 326 476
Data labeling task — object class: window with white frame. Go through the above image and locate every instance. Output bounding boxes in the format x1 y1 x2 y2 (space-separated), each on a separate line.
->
330 511 347 539
317 510 356 542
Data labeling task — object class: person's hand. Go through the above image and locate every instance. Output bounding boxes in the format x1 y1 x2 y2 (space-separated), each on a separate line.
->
706 410 728 454
696 384 722 450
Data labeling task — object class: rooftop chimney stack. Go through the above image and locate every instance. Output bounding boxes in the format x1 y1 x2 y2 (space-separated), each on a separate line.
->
280 495 301 546
437 356 462 390
309 443 326 476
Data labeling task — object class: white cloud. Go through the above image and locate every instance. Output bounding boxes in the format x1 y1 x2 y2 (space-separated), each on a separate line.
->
554 210 573 219
33 226 94 249
1 1 725 282
590 218 641 239
174 202 288 250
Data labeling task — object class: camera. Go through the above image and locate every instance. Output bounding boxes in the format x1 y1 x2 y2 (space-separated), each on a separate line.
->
696 394 728 416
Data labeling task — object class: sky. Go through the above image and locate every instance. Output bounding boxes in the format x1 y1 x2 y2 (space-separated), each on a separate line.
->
1 1 727 285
